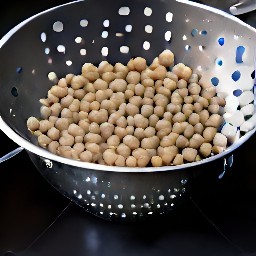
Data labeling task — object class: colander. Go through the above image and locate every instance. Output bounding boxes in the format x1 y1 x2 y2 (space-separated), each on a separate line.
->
0 0 255 221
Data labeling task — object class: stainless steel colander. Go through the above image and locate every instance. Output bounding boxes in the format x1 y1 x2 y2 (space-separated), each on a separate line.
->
0 0 255 221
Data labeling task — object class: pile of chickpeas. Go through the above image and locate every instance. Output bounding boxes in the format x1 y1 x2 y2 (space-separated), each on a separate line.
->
27 49 227 167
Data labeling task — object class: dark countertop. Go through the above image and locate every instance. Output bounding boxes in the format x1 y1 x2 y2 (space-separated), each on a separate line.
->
1 1 256 256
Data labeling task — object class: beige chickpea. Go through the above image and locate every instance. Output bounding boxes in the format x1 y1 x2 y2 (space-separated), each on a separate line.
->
93 78 108 91
161 146 179 165
71 112 79 124
197 96 209 108
73 143 85 154
68 99 80 113
163 112 173 122
188 83 201 95
133 57 147 72
78 111 88 120
116 143 131 158
134 114 149 129
133 148 151 167
109 79 127 93
114 126 128 140
149 114 159 127
47 91 59 104
201 87 216 100
50 85 68 99
39 120 53 134
68 123 85 137
49 116 58 125
141 136 160 149
140 105 154 118
102 149 118 166
88 109 108 124
188 113 200 126
126 103 140 117
84 133 102 144
57 78 67 88
48 141 60 155
172 63 193 81
108 111 122 125
78 120 90 133
205 114 223 128
142 78 154 87
38 134 52 148
50 103 62 117
98 61 114 74
123 135 140 150
60 95 74 108
189 133 205 149
134 128 146 141
39 98 50 107
144 87 155 98
89 101 100 111
115 155 126 167
151 156 163 167
203 127 217 142
124 89 134 100
212 145 224 155
172 112 186 123
107 135 120 147
172 154 184 166
157 128 172 139
75 136 84 143
177 88 189 98
193 103 203 113
100 123 114 139
85 142 100 154
155 119 171 131
199 143 212 158
154 106 165 117
127 116 135 126
126 156 137 167
194 123 204 135
58 146 73 159
114 62 129 73
160 132 179 147
68 87 75 96
127 59 135 71
27 117 40 131
158 49 174 67
210 96 226 107
40 106 52 119
59 133 75 147
171 93 184 105
163 78 177 91
182 104 194 117
199 110 210 125
71 75 88 90
177 79 187 89
80 150 93 162
134 83 145 97
65 74 74 85
102 72 116 84
176 135 189 149
182 148 198 162
116 116 128 128
149 57 160 70
167 103 181 114
166 72 178 82
208 104 220 114
126 71 141 84
127 83 136 92
144 127 156 138
150 66 167 81
110 92 125 107
47 127 60 141
61 108 73 118
184 96 193 104
84 83 96 93
184 124 194 139
156 87 171 98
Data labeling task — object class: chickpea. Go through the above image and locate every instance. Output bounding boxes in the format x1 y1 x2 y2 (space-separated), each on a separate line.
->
39 98 50 107
47 127 60 141
182 104 194 117
50 103 62 117
123 135 140 150
142 78 154 87
184 96 193 104
115 155 126 167
58 146 72 159
114 62 129 74
199 143 212 158
161 146 179 165
84 83 95 93
127 116 135 126
124 89 134 100
208 104 220 114
160 132 179 147
133 148 151 167
50 85 68 99
65 74 74 85
201 87 216 100
80 150 93 162
154 106 165 117
213 133 227 148
141 105 154 118
126 156 137 167
47 91 59 104
100 123 114 140
163 78 177 91
78 120 90 133
199 110 210 125
188 113 200 126
85 142 100 154
73 143 85 154
167 103 182 114
84 133 102 144
177 88 189 98
182 148 198 162
71 75 88 90
197 96 209 108
172 112 186 123
194 123 204 135
114 126 128 139
107 135 120 147
38 134 52 148
144 127 156 138
212 145 224 154
149 57 160 70
59 133 75 147
126 103 140 117
75 136 84 143
48 141 60 155
171 93 183 105
189 134 205 149
98 61 114 74
141 136 160 149
184 124 194 139
210 96 226 107
88 109 108 124
173 154 184 166
150 66 167 81
126 71 141 84
134 114 149 129
166 72 178 82
102 149 118 166
109 79 127 93
134 128 146 141
172 63 192 81
158 49 174 67
102 72 116 83
133 57 147 72
135 83 145 96
39 120 53 134
177 79 187 89
117 143 131 158
176 135 189 149
68 99 80 113
203 127 217 142
151 156 163 167
163 112 173 122
194 102 203 113
60 95 73 108
27 117 40 131
205 114 223 128
149 114 159 127
68 123 85 137
142 97 154 106
188 83 201 95
49 116 58 124
40 106 52 119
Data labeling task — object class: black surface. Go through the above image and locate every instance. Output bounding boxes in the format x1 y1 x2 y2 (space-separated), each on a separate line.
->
1 1 256 256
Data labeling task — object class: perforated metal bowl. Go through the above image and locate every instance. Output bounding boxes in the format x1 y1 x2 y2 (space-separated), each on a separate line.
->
0 0 255 221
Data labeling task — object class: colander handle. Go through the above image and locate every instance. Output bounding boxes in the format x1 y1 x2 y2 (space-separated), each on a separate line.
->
230 0 256 15
0 147 24 164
